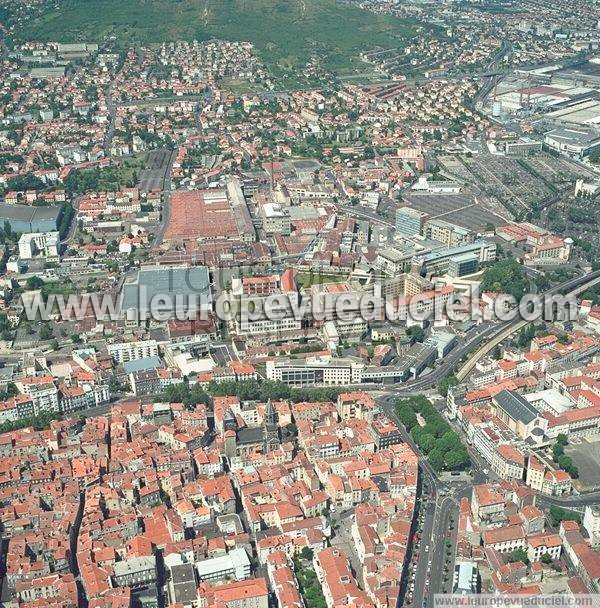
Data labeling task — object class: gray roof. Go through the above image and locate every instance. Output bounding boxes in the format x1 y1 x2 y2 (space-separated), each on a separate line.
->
113 556 156 577
421 240 489 263
237 426 264 446
171 563 198 604
545 127 600 147
378 248 411 262
454 560 477 594
121 265 211 312
426 218 471 235
123 356 163 374
495 390 539 425
449 252 479 263
0 365 15 381
0 203 62 222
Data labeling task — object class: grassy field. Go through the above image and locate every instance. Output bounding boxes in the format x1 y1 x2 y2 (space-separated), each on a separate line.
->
22 0 417 76
298 271 348 289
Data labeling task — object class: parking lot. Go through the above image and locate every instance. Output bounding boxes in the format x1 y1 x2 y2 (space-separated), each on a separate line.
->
437 151 584 223
405 192 507 231
565 438 600 492
137 148 171 192
461 154 555 211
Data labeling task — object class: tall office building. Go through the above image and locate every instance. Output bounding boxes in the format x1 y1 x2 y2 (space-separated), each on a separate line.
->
395 206 429 237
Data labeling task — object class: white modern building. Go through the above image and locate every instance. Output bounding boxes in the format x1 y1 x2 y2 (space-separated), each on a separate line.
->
544 127 600 159
584 505 600 547
266 356 364 386
196 548 251 583
107 340 160 363
18 231 60 261
261 202 291 235
453 560 478 594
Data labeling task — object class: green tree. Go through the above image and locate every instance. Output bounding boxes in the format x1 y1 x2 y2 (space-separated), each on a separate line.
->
444 446 470 470
552 442 565 462
480 258 527 300
438 374 459 397
39 324 53 340
7 174 45 191
558 454 573 470
506 548 528 564
549 506 581 526
407 325 425 343
395 402 418 430
0 382 18 401
437 431 461 452
428 448 445 471
25 276 44 290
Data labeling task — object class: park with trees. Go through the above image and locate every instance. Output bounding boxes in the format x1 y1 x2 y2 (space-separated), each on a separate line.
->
395 395 470 471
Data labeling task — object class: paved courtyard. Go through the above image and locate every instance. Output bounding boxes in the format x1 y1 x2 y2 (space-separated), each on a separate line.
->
566 438 600 492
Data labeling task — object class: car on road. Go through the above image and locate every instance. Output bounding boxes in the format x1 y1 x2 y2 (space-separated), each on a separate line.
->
425 545 429 552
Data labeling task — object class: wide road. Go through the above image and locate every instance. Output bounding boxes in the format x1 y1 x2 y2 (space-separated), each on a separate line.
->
104 84 116 156
338 204 395 229
456 269 600 382
377 394 460 603
390 322 498 395
413 493 436 608
537 491 600 510
59 195 82 246
373 270 600 603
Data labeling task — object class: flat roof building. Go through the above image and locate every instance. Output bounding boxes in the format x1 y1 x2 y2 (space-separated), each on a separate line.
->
396 206 429 237
196 548 251 583
165 189 239 243
453 560 478 594
418 240 496 276
544 127 600 159
0 203 62 233
120 265 212 320
168 562 198 607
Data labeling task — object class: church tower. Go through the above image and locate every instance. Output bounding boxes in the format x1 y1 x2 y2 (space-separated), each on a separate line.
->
263 399 280 453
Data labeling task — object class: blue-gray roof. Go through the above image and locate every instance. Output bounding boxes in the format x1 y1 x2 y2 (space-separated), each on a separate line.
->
121 265 211 312
123 356 163 374
421 241 488 263
495 390 539 425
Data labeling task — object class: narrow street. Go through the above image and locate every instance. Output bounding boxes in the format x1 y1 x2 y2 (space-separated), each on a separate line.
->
71 490 87 608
